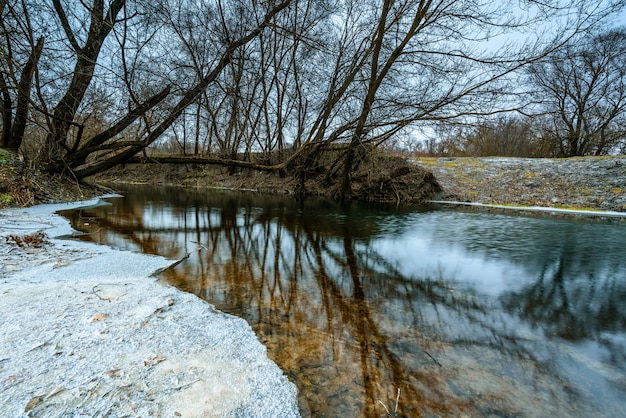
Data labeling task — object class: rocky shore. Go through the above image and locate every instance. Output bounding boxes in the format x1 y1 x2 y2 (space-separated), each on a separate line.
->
0 200 299 417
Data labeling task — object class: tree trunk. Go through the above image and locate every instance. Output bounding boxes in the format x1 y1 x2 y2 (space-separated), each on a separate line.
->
340 142 357 199
0 73 12 149
43 0 125 167
0 37 44 150
9 37 44 150
339 0 393 199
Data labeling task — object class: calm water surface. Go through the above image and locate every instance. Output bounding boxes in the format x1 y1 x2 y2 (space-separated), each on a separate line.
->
60 185 626 417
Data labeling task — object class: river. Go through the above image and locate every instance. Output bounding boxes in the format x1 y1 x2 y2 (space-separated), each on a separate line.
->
59 185 626 417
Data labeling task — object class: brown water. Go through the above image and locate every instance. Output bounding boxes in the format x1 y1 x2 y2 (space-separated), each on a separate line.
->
60 185 626 417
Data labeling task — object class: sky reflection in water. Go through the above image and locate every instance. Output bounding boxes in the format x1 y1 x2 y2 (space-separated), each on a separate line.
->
60 185 626 417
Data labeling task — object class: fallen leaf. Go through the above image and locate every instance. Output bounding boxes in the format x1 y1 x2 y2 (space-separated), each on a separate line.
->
24 395 44 412
89 313 106 322
144 356 166 367
4 374 18 383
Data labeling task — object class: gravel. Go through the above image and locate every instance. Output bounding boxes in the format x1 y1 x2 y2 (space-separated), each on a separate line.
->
0 199 299 417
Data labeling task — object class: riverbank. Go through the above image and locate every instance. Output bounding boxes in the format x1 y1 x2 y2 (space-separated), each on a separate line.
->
416 156 626 213
3 149 625 214
0 199 299 417
89 155 626 214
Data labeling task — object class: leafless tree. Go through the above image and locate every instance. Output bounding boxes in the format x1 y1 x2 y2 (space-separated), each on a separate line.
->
72 0 293 178
1 0 292 176
434 116 541 157
270 0 625 197
2 0 624 193
0 0 43 149
528 28 626 156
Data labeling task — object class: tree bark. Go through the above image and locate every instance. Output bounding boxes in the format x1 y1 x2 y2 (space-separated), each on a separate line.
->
8 37 44 150
0 73 12 149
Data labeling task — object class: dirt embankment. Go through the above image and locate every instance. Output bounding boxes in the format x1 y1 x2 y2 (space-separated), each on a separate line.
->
91 153 441 205
2 150 439 207
0 150 105 208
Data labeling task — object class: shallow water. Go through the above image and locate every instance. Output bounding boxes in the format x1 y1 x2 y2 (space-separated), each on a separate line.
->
60 185 626 417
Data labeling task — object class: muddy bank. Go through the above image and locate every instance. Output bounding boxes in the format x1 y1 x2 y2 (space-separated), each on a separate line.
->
90 153 440 205
0 199 299 417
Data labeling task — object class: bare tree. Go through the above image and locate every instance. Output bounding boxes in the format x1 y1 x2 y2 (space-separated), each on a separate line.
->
299 0 626 197
106 0 625 198
1 0 293 177
441 116 541 157
528 28 626 156
2 0 624 195
72 0 293 178
41 0 126 164
0 0 43 149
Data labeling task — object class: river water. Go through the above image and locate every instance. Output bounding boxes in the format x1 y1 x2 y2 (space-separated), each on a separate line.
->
59 185 626 417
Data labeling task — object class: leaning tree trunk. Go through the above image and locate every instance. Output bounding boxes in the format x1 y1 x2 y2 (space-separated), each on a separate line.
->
0 37 44 151
42 0 125 171
9 37 44 151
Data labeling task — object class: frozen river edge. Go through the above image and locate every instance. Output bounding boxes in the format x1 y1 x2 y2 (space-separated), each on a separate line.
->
0 197 299 417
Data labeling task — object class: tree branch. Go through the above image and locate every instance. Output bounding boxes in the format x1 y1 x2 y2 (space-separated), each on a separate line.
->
72 0 293 179
52 0 81 52
67 85 171 167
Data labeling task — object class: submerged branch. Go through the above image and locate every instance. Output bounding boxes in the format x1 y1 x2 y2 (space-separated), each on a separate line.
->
150 253 190 277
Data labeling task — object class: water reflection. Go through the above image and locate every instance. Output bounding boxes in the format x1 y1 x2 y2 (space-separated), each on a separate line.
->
60 185 626 417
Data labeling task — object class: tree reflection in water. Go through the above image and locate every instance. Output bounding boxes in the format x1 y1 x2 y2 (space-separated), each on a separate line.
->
60 185 626 417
